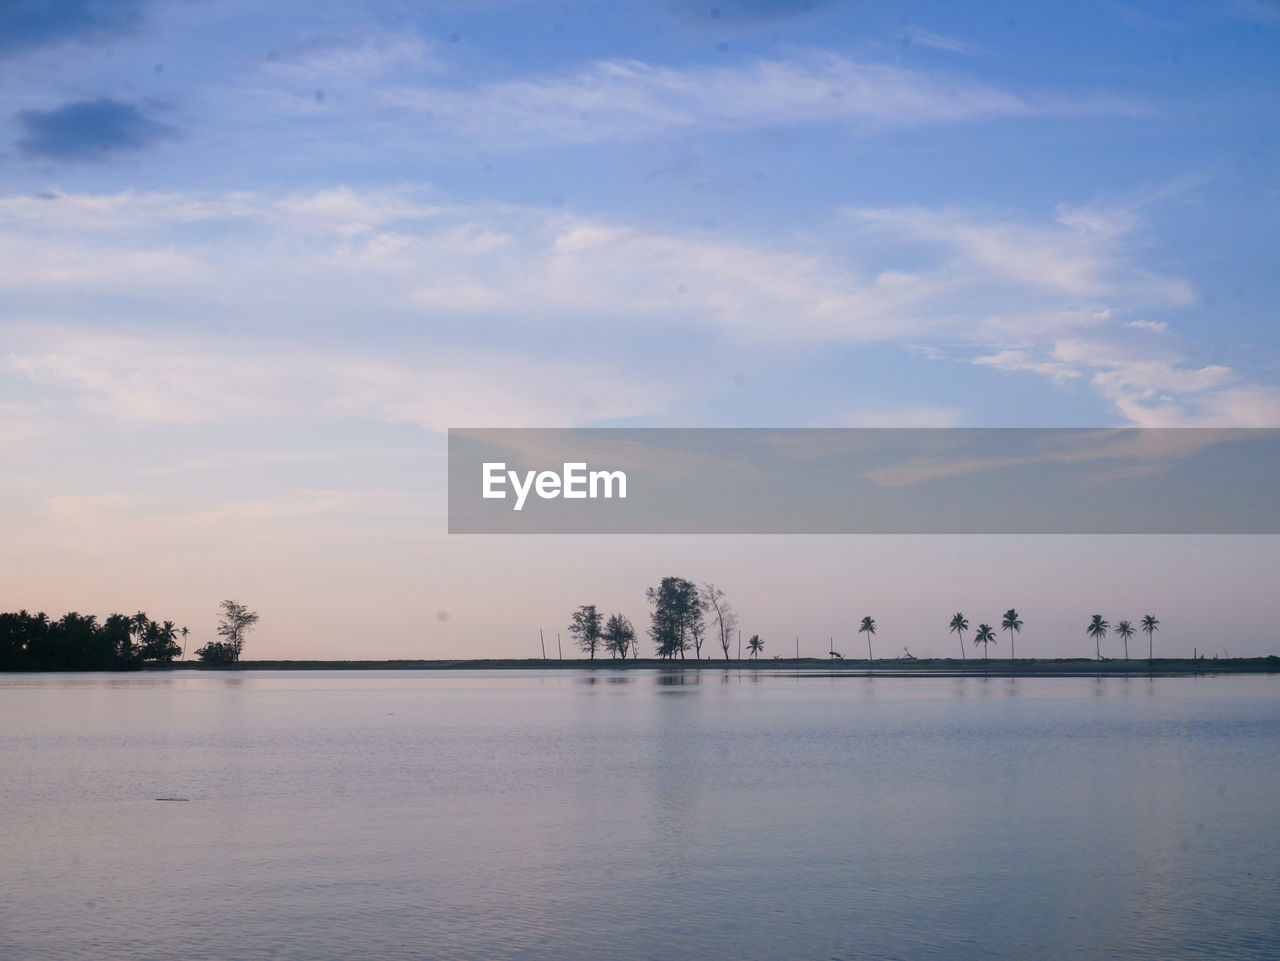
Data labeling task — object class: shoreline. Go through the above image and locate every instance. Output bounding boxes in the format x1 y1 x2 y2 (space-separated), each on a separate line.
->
9 655 1271 676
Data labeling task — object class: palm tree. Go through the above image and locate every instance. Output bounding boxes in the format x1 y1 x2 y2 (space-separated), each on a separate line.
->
949 612 968 660
1087 614 1109 660
180 626 189 660
1001 608 1023 660
1116 620 1134 660
974 624 996 662
859 616 876 662
129 611 150 659
1141 615 1159 662
747 634 764 659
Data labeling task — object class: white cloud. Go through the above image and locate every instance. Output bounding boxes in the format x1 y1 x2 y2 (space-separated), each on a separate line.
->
369 53 1130 147
861 428 1246 487
4 328 682 430
898 28 981 55
263 32 440 82
973 349 1082 382
846 205 1193 305
0 187 1272 429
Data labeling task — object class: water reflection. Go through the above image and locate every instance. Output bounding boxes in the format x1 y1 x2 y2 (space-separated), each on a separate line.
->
655 670 701 689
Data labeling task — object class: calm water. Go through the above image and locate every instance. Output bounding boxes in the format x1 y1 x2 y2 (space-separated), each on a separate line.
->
2 669 1277 961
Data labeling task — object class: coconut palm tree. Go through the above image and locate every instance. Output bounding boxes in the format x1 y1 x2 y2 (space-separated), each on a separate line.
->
859 616 876 662
974 624 996 662
949 612 968 660
1087 614 1109 660
180 626 189 660
747 634 764 659
1116 620 1134 660
1001 608 1023 660
1141 615 1159 662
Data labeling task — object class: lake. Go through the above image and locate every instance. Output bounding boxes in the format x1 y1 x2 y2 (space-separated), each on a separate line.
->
2 669 1277 960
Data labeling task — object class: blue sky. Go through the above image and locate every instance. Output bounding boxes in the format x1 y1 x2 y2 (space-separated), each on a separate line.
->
2 0 1278 657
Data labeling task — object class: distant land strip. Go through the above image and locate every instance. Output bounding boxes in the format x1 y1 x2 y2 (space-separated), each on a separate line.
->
110 656 1280 677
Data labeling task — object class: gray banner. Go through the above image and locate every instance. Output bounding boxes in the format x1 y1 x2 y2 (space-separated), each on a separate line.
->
448 428 1280 534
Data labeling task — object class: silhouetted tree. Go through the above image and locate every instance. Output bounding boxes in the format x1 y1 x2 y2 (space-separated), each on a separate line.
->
747 634 764 659
859 616 876 662
949 612 968 660
647 577 702 659
129 611 150 661
196 641 237 665
101 614 135 663
1116 620 1134 660
1142 614 1159 662
198 600 259 665
973 623 996 661
1087 614 1109 660
701 583 736 662
141 620 181 662
568 604 604 660
602 613 635 660
1002 609 1023 660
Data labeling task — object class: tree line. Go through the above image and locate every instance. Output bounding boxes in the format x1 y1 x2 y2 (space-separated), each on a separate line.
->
0 610 185 670
567 577 763 661
0 600 260 671
564 587 1164 663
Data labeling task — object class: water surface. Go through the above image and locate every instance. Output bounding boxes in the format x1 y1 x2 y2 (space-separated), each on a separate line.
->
2 670 1277 960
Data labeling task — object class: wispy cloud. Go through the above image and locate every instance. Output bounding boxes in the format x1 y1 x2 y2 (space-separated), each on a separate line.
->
368 53 1132 147
263 31 440 82
4 327 682 429
0 186 1270 428
861 428 1253 487
898 27 981 56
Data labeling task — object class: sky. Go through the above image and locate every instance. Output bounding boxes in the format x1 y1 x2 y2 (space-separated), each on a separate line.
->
2 0 1278 659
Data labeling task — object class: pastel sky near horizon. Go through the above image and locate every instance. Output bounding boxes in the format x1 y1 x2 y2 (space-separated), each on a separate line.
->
2 0 1278 658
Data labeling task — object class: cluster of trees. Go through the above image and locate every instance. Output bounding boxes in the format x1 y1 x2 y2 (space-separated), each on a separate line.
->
566 604 637 660
565 591 1165 664
0 599 261 671
947 610 1023 662
1086 614 1159 660
568 578 763 661
0 610 185 670
194 600 260 666
947 610 1159 662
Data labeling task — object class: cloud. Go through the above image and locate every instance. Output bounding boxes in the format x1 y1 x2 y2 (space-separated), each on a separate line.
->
4 328 681 430
898 28 980 56
16 98 179 162
0 0 146 58
973 349 1082 383
0 186 1271 428
860 428 1249 487
846 205 1192 305
1127 319 1168 332
372 53 1130 148
263 32 439 81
